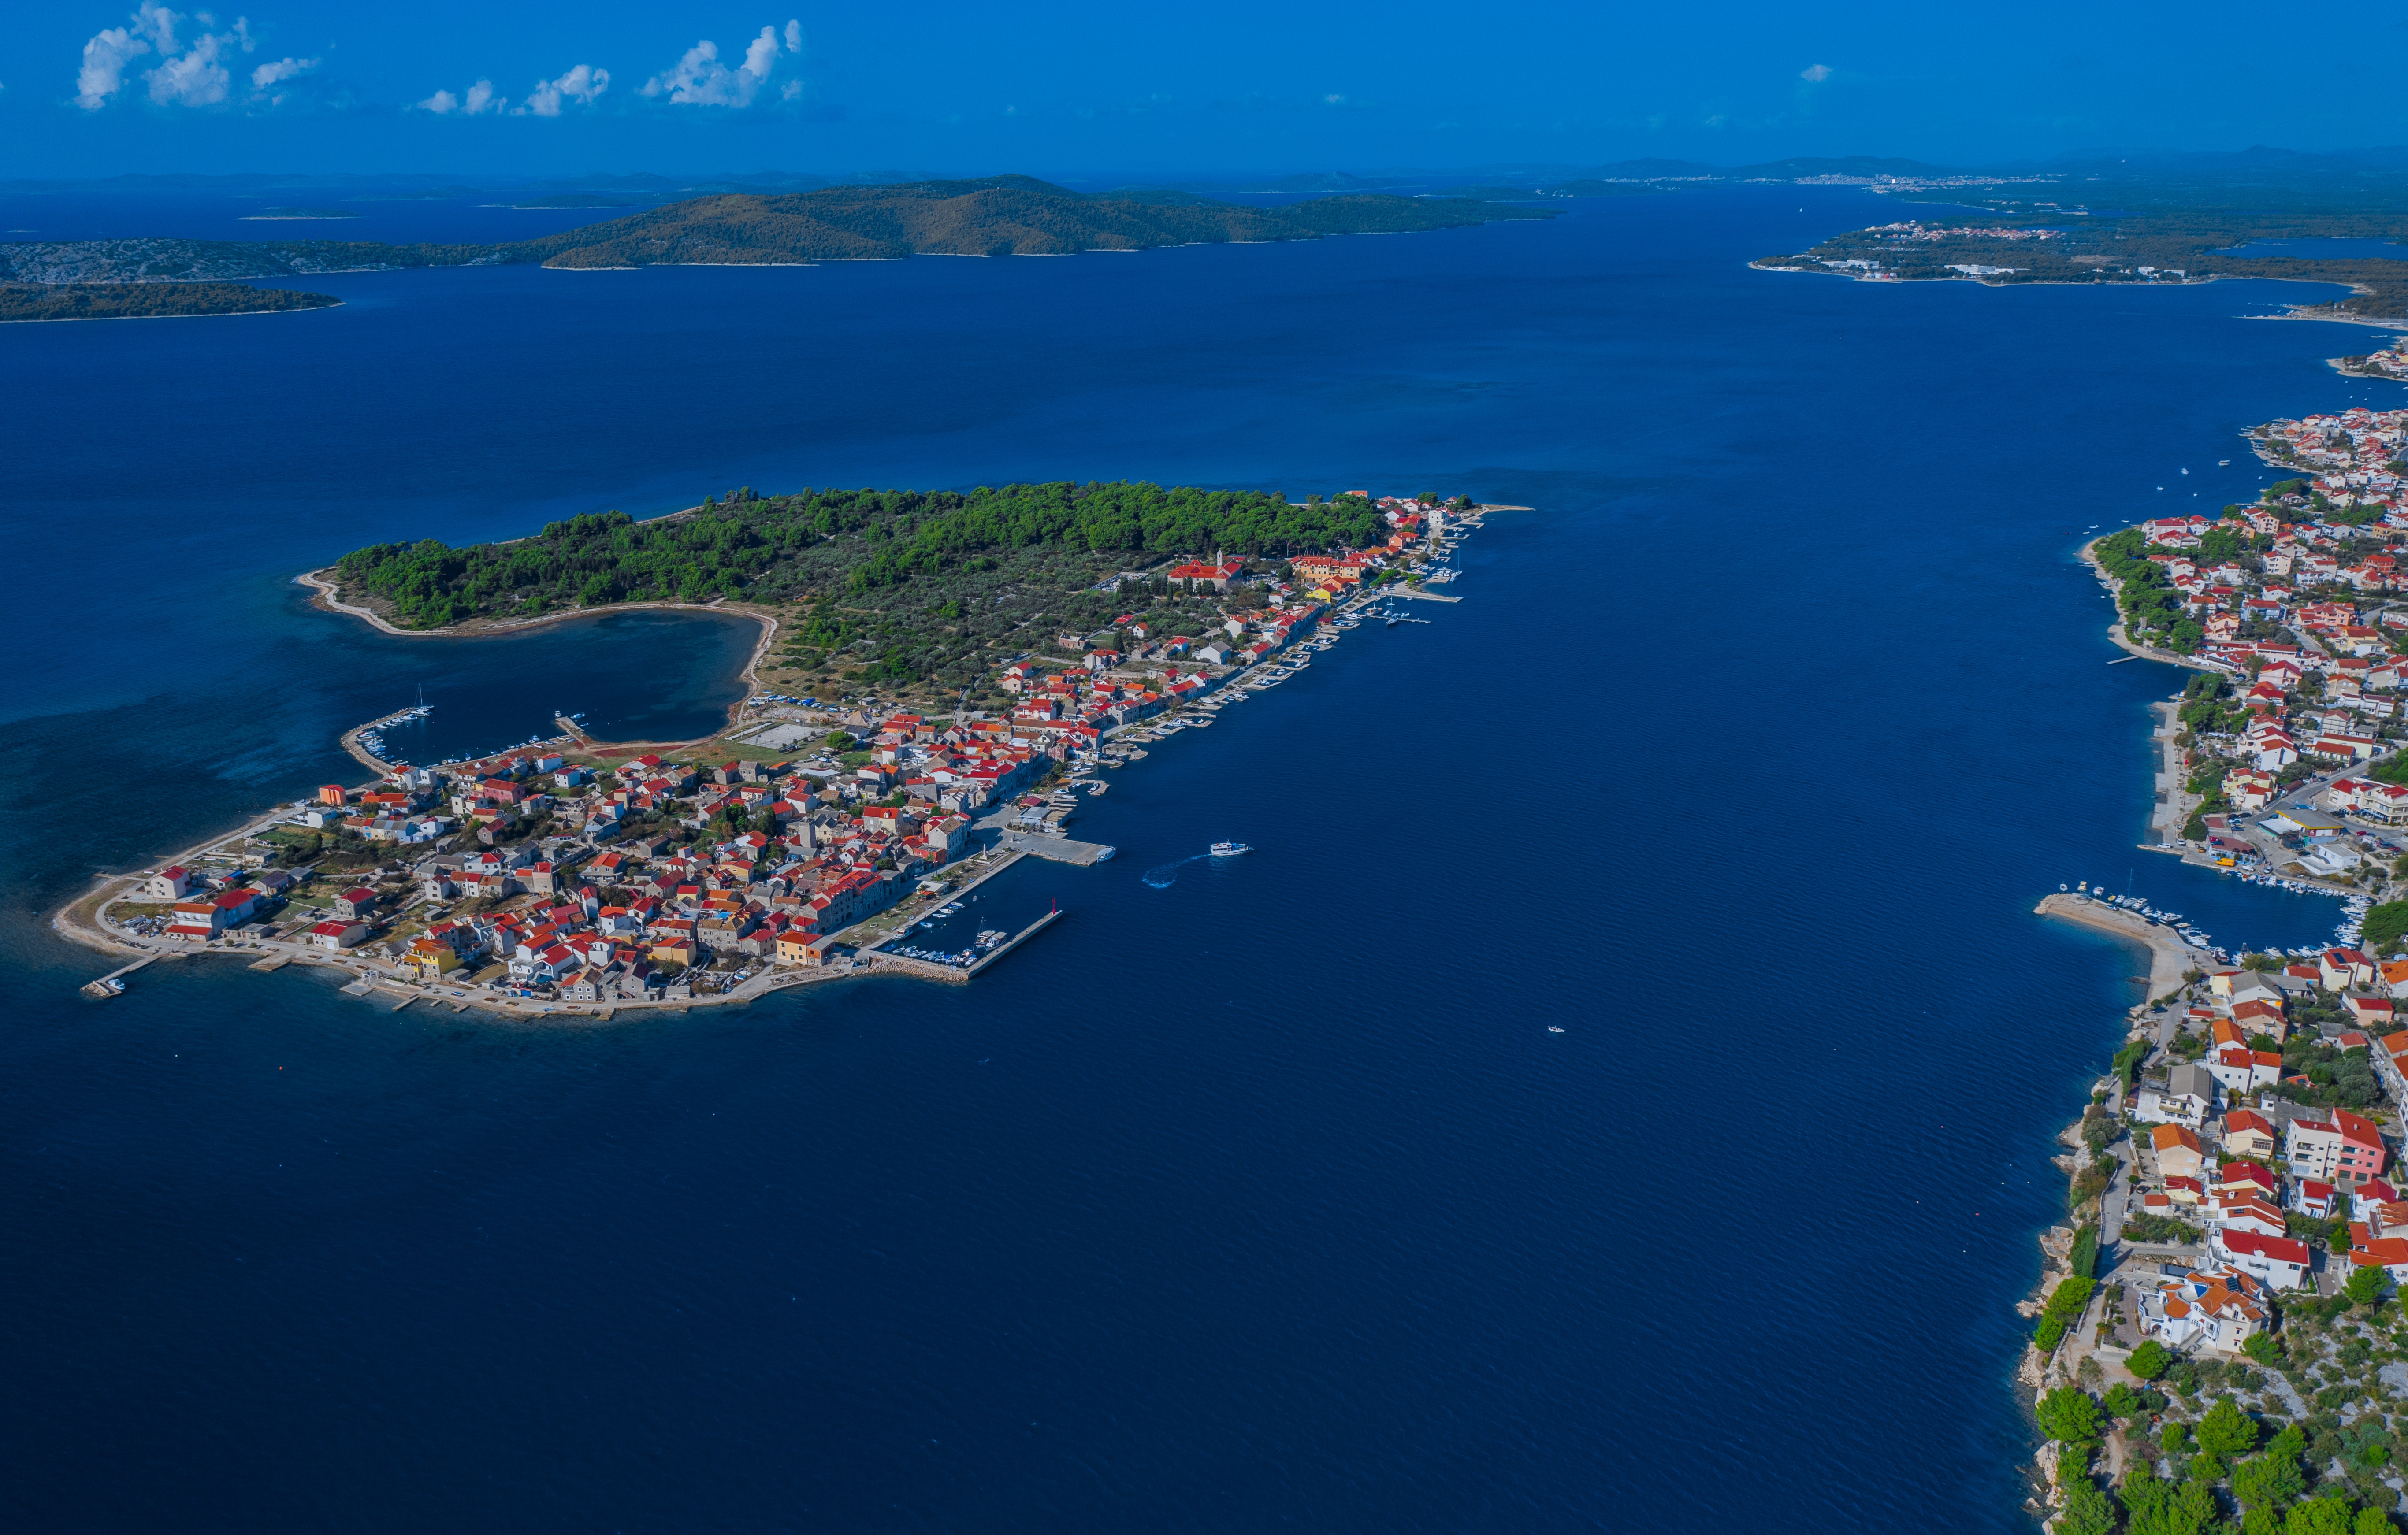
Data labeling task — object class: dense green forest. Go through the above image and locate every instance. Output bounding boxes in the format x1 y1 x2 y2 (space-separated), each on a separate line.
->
0 282 339 322
329 480 1406 701
331 481 1388 628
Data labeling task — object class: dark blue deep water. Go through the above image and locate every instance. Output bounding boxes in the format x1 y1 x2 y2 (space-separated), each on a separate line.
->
7 187 2408 1531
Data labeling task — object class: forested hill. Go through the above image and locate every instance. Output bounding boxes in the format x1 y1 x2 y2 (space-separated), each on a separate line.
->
0 177 1547 286
498 177 1545 267
0 282 338 323
329 480 1391 630
0 235 488 285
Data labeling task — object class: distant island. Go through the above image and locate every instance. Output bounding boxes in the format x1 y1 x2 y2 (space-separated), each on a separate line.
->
0 281 338 323
238 207 361 221
316 480 1429 711
497 194 656 210
500 177 1542 267
0 175 1553 317
1750 163 2408 322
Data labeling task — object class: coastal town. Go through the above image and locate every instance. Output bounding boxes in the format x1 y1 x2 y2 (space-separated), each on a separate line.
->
2078 407 2408 907
2017 401 2408 1531
59 494 1484 1019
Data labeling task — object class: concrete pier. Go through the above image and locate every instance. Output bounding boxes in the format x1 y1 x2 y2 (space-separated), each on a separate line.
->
966 908 1064 976
1000 831 1116 865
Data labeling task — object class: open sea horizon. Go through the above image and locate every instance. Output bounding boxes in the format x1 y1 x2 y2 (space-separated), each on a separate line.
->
5 184 2406 1530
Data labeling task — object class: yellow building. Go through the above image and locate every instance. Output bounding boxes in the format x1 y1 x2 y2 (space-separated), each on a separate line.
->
405 939 464 980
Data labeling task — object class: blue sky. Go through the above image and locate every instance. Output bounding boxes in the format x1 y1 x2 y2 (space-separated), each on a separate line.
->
4 0 2404 180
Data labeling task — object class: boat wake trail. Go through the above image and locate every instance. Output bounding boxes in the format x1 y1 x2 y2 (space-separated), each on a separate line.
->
1142 854 1211 889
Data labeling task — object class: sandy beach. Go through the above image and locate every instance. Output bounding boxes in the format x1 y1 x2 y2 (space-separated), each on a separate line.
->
2034 891 2200 1002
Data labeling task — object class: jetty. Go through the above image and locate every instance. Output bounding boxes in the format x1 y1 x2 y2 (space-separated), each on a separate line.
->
858 906 1065 984
1394 587 1463 603
966 907 1063 975
80 954 155 1000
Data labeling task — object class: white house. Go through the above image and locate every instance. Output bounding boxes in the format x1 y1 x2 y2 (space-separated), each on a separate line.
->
2212 1229 2313 1291
142 865 195 900
2138 1266 2269 1352
2134 1063 2218 1128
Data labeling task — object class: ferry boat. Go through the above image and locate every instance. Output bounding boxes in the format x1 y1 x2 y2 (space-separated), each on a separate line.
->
1210 840 1252 857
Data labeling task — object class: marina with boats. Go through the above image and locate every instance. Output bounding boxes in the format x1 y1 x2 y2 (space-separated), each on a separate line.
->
2053 879 2374 968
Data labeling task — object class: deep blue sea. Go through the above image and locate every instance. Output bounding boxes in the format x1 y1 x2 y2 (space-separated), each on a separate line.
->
7 185 2408 1531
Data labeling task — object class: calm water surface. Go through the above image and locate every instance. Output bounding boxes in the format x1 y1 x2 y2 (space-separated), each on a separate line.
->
5 186 2406 1531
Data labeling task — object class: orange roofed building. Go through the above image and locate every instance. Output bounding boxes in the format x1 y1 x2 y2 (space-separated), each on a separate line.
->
2151 1122 2207 1182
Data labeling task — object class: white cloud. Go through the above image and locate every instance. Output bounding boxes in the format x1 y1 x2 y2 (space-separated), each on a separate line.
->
77 25 149 109
780 78 800 101
642 20 800 106
133 3 178 49
419 78 503 114
1799 63 1832 82
742 26 779 80
148 29 234 107
250 54 313 89
74 4 270 110
517 61 609 116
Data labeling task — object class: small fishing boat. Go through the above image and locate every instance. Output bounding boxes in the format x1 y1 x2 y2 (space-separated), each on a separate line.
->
1547 1025 1564 1034
1211 840 1251 857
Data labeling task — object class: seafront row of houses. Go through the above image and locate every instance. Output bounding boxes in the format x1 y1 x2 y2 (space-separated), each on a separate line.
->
2119 952 2408 1352
2243 407 2408 504
2107 415 2408 878
121 497 1457 1003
